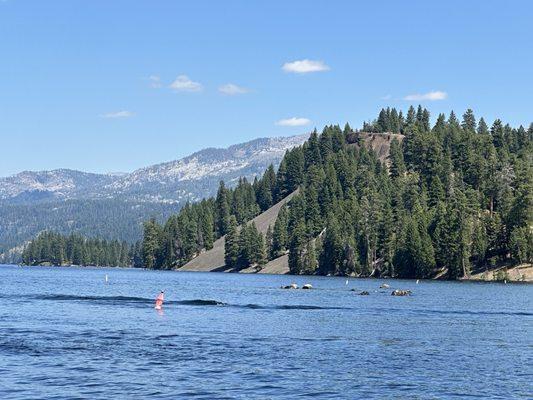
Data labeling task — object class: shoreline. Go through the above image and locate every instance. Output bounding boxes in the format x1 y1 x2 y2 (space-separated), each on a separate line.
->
6 263 532 283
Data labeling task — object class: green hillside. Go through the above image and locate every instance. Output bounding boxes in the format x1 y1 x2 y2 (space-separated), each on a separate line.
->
140 106 532 279
22 107 532 279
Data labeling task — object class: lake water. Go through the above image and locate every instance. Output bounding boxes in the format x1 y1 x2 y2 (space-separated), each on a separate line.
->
0 265 531 399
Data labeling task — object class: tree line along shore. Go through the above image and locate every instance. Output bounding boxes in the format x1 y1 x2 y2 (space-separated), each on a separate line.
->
22 107 533 281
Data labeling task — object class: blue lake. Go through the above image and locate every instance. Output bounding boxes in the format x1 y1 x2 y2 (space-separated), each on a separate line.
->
0 265 531 399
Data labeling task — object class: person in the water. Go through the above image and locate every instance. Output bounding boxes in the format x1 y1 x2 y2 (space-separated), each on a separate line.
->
155 290 164 310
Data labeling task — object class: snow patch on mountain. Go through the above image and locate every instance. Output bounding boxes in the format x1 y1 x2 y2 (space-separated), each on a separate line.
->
0 169 116 200
105 135 308 194
0 134 309 202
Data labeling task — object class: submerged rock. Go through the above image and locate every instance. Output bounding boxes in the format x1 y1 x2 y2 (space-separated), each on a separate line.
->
301 284 313 290
359 290 370 295
282 283 298 289
391 289 411 296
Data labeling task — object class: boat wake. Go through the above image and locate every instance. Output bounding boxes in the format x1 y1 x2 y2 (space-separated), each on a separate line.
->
30 294 346 311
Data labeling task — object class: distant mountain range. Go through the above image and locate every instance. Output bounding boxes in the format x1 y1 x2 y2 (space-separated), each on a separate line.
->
0 134 308 261
1 134 308 203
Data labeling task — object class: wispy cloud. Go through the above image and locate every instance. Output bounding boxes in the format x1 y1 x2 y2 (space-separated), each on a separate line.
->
404 90 447 101
276 117 311 127
169 75 203 92
148 75 162 88
218 83 249 95
100 111 134 119
381 94 393 100
282 59 330 74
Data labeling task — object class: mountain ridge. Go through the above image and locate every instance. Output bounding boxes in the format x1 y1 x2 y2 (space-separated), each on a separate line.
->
0 134 309 203
0 133 309 261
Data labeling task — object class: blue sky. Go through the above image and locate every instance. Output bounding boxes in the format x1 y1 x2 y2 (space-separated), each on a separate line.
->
0 0 531 176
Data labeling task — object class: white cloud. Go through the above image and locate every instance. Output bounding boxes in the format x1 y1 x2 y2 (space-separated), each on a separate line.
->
404 90 447 101
100 111 134 119
276 117 311 127
381 94 393 100
282 59 330 74
169 75 203 92
218 83 249 95
148 75 162 88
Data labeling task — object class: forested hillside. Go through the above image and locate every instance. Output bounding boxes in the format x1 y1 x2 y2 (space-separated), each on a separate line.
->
21 231 140 267
0 199 179 263
0 135 306 262
141 106 532 279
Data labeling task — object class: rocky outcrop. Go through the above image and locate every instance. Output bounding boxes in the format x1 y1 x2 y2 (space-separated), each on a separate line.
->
391 289 411 296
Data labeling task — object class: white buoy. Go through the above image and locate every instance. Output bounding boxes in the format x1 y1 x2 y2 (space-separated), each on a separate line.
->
105 274 109 283
416 279 419 284
345 279 349 285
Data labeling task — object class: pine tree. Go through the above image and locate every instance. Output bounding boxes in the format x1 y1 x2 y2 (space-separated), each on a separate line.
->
265 225 273 260
509 226 533 264
390 108 400 133
301 241 318 275
200 206 215 250
249 223 266 268
288 219 307 274
256 165 276 210
272 204 289 257
358 193 380 274
237 223 251 268
377 108 390 132
471 218 488 268
275 157 289 201
428 175 445 207
319 216 344 275
285 147 305 192
389 138 405 178
215 181 231 236
304 185 322 236
462 109 476 132
491 119 506 152
142 218 162 269
477 117 489 135
305 130 322 167
224 215 239 268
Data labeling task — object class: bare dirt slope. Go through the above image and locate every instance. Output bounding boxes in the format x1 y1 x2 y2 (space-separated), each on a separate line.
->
467 264 533 282
179 191 298 272
240 254 290 275
261 254 290 274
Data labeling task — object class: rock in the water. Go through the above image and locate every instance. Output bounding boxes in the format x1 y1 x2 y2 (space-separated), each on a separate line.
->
359 290 370 295
380 283 390 289
301 284 313 290
391 289 411 296
282 283 298 289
